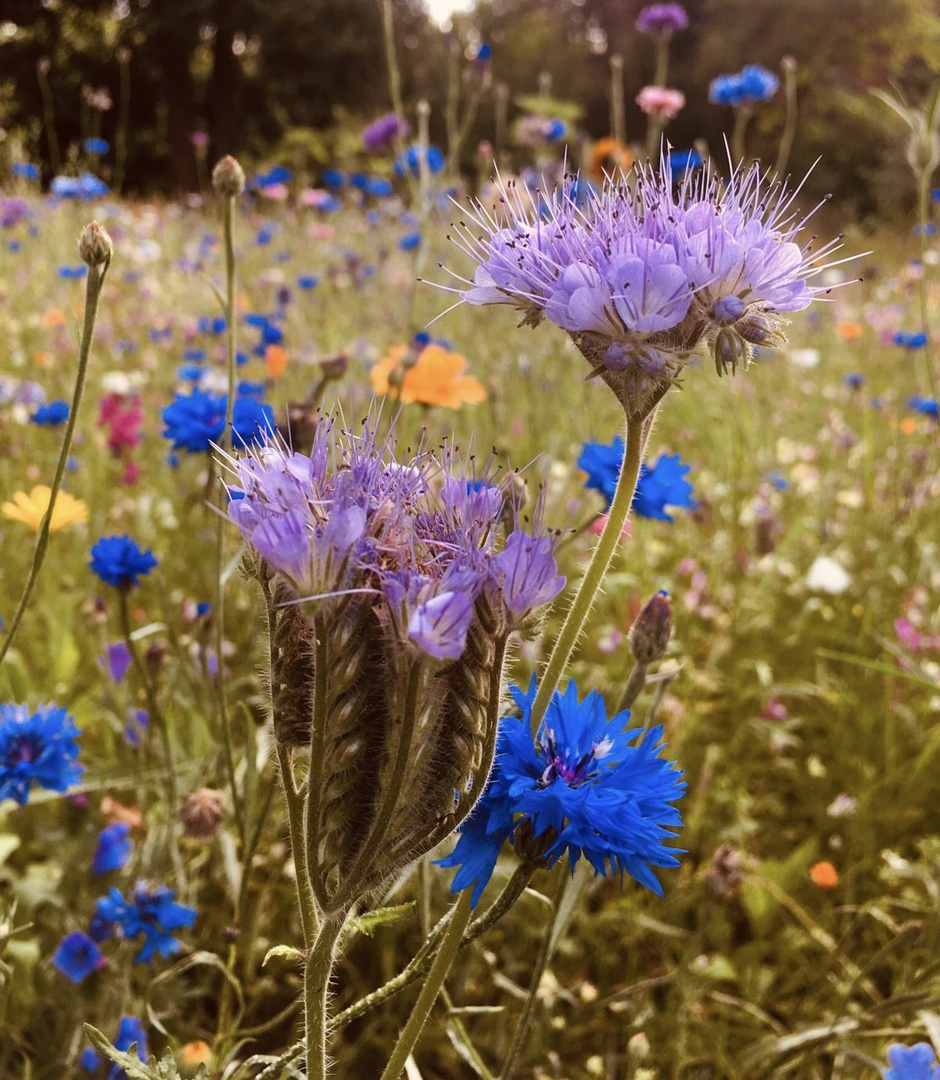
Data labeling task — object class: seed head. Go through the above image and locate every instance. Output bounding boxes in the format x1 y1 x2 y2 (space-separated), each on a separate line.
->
630 591 672 664
78 221 113 268
212 155 246 197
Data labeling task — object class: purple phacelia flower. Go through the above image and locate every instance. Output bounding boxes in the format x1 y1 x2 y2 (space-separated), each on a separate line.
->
635 3 689 34
363 112 410 153
440 160 849 417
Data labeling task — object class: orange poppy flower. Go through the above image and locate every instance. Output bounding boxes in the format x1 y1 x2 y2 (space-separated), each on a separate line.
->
43 309 66 328
899 417 918 435
809 861 839 889
266 344 288 379
372 344 486 409
589 137 634 180
834 321 864 340
1 486 88 532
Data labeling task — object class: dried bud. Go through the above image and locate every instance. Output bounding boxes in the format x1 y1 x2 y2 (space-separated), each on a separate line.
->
705 841 744 898
318 351 348 382
630 591 672 664
212 154 246 197
179 787 225 840
78 220 113 268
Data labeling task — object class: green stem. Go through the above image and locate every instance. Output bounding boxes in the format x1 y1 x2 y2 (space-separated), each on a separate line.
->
774 57 798 179
379 889 474 1080
731 104 752 166
213 191 246 848
618 660 649 713
653 34 669 88
610 55 625 148
277 744 317 948
304 628 331 911
497 869 568 1080
528 418 644 729
118 591 185 886
916 167 940 401
0 250 109 672
381 0 408 167
305 911 348 1080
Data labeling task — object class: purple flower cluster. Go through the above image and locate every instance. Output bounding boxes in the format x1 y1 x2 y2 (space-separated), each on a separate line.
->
362 112 410 152
222 422 564 661
444 161 845 414
635 3 689 34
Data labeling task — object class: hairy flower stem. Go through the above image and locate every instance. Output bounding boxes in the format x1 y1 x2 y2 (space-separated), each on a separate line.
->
529 418 644 729
0 246 109 673
915 167 940 401
277 744 317 948
381 0 407 163
497 868 570 1080
731 103 752 166
305 910 349 1080
117 591 185 887
213 189 247 850
379 889 474 1080
774 57 798 179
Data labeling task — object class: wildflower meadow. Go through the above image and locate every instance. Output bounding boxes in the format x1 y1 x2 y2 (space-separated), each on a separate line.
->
0 2 938 1078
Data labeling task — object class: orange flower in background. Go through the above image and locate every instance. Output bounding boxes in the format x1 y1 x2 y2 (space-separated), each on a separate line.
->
42 308 66 328
371 343 487 409
809 861 839 889
180 1040 212 1066
589 137 634 180
1 485 88 532
265 343 288 378
899 417 918 435
834 321 864 340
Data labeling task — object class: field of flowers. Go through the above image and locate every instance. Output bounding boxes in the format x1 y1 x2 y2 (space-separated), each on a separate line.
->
1 41 939 1080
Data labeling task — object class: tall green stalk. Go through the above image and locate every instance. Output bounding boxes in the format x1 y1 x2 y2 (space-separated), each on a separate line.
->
0 223 111 673
915 166 940 402
305 911 349 1080
528 417 645 728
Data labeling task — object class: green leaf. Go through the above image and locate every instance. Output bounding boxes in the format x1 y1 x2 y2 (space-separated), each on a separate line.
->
348 901 416 937
263 944 305 967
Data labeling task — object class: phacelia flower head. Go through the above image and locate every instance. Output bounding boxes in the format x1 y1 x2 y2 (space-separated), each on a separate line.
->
438 678 686 906
94 883 197 964
441 159 847 419
635 3 689 34
882 1043 940 1080
219 419 565 908
90 535 158 589
0 703 83 805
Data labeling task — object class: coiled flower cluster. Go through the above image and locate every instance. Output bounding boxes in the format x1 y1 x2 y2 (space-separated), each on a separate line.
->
220 421 565 909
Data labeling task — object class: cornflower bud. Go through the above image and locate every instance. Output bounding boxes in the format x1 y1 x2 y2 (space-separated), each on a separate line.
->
212 154 246 197
630 590 672 664
78 221 113 268
179 787 225 840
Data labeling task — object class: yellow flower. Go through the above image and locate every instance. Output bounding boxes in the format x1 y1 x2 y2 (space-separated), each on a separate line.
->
371 343 487 409
1 485 89 533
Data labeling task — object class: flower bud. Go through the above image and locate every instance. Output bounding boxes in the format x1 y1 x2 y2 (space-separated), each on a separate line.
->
212 155 246 197
78 221 113 268
705 841 744 898
629 591 672 664
179 787 225 840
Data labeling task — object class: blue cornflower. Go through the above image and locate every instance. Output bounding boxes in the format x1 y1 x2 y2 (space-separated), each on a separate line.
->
298 275 319 290
53 931 105 983
882 1043 940 1080
163 389 273 451
668 149 702 172
253 164 292 188
89 535 158 589
321 168 344 188
843 372 865 389
50 173 109 200
31 400 70 426
394 144 446 178
578 438 694 521
58 265 88 280
83 138 110 155
99 641 132 684
895 331 928 349
80 1047 101 1071
399 231 421 250
92 822 133 874
12 162 39 179
908 395 939 419
0 703 83 805
94 883 197 964
634 454 695 521
438 679 686 906
112 1015 149 1077
183 347 207 362
544 118 568 143
198 315 227 335
232 396 276 448
709 64 779 107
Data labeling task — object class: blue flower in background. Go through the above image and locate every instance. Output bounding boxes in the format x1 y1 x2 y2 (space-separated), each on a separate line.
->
366 176 394 198
52 931 104 984
231 396 276 448
438 679 685 906
544 118 568 142
882 1043 940 1080
578 438 695 521
92 822 133 874
895 331 928 349
50 173 109 200
89 535 158 589
399 231 421 250
99 641 132 684
668 148 702 171
321 168 344 188
162 388 224 451
57 265 88 280
908 394 939 419
94 883 196 964
297 275 319 290
79 1046 101 1071
12 162 39 180
252 164 292 188
83 138 110 155
112 1015 149 1078
31 400 70 426
0 703 83 805
394 143 446 178
709 64 779 107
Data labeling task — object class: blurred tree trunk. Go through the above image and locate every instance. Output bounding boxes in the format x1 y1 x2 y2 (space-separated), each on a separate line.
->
208 0 248 163
151 14 198 191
